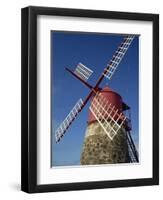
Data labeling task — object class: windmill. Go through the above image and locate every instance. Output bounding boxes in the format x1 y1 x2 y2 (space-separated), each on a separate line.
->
54 35 139 164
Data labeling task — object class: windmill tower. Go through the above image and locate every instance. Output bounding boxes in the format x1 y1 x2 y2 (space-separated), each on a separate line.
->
55 35 139 164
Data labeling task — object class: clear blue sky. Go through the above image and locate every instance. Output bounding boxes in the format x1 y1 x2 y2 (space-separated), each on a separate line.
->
51 31 139 166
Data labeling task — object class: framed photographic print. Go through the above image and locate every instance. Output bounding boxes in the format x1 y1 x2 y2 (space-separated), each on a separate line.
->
21 6 159 193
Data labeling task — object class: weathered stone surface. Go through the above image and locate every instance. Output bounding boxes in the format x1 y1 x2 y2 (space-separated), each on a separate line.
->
80 121 130 165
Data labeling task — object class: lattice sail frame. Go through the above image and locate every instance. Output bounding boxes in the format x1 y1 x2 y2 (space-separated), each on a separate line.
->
89 92 126 140
74 62 93 82
126 131 139 162
104 36 135 80
55 99 84 143
127 139 137 162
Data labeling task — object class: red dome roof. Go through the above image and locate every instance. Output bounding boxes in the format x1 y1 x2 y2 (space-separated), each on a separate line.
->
101 86 113 92
100 86 121 98
100 86 121 97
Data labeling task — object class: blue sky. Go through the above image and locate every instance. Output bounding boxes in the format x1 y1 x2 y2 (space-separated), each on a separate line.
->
51 31 139 166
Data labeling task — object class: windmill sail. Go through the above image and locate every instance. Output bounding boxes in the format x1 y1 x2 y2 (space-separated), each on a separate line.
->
89 92 126 140
74 62 93 82
55 98 84 143
103 36 134 80
127 131 139 162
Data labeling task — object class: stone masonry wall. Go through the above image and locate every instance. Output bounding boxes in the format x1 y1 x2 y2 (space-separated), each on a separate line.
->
80 121 130 165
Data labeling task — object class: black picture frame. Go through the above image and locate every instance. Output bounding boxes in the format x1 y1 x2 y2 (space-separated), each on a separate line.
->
21 6 159 193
